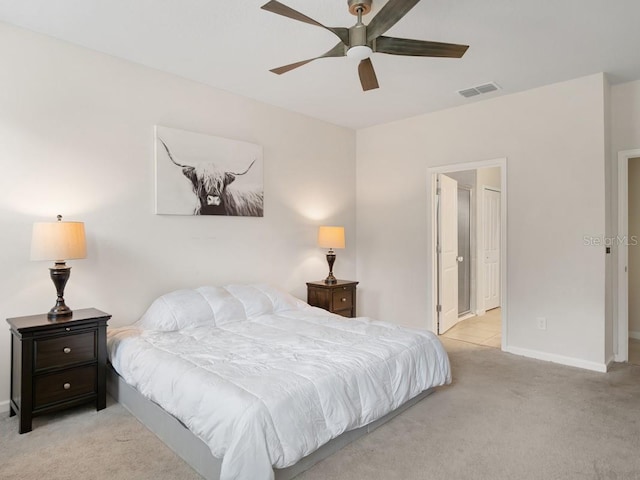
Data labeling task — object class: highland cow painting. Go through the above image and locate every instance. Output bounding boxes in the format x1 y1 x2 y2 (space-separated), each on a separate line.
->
155 126 264 216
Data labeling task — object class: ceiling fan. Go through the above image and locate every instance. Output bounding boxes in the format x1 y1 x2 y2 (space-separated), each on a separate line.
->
261 0 469 91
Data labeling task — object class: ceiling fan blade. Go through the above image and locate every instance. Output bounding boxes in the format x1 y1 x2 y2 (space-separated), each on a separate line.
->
270 43 346 75
366 0 421 42
358 58 379 91
261 1 349 45
270 59 315 75
375 36 469 58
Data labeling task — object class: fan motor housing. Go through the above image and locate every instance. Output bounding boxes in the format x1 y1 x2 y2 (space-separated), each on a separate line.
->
349 23 368 47
348 0 372 16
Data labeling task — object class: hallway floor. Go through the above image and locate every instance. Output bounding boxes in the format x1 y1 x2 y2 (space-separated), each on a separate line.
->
630 338 640 366
441 308 501 348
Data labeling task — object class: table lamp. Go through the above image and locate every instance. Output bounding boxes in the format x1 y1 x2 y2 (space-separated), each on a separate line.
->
31 215 87 320
318 226 345 285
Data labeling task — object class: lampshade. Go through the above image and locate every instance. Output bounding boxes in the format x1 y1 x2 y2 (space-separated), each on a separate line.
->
318 226 345 249
31 220 87 261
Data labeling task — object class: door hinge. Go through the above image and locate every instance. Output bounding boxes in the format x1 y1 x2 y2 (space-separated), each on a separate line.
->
436 304 442 313
436 187 441 195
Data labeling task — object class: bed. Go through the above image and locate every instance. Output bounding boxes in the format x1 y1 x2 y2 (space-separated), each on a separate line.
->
107 284 451 480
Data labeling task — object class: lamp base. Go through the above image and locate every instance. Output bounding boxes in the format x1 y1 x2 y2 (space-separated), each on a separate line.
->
48 304 73 320
48 263 73 320
324 250 337 285
323 274 338 285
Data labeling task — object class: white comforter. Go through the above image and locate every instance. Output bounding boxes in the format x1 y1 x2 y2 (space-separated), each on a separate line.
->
108 284 451 480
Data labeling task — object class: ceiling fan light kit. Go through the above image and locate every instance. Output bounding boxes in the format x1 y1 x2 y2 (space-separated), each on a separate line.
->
261 0 469 92
347 45 373 61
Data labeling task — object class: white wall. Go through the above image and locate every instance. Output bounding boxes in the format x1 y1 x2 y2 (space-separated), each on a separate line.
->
611 80 640 151
477 167 501 190
0 23 356 408
356 74 608 370
443 170 476 187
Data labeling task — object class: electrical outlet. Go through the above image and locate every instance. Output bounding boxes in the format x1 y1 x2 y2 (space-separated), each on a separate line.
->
536 317 547 330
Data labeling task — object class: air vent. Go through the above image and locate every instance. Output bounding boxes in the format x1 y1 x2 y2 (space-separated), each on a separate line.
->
458 88 481 98
476 83 499 94
457 82 501 98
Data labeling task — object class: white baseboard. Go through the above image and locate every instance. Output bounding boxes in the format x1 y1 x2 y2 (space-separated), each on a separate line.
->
505 346 608 373
0 399 10 413
606 355 616 371
629 330 640 340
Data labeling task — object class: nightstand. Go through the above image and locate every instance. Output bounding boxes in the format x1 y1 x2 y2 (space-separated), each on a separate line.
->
306 280 359 318
6 308 111 434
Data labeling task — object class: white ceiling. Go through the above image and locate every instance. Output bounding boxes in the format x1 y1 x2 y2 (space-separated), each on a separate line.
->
1 0 639 129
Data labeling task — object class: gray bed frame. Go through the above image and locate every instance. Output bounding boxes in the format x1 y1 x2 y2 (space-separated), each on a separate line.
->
107 365 433 479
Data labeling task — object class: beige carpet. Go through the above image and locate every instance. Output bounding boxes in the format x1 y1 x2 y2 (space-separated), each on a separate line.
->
2 338 639 480
0 397 201 480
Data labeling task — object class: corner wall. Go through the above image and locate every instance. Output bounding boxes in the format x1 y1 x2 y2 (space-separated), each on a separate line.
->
0 23 356 409
356 74 608 370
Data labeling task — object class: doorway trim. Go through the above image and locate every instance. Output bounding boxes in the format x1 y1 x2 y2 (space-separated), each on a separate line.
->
428 157 508 350
616 149 640 362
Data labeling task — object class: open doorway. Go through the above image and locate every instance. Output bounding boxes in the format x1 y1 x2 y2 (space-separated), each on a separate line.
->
430 160 507 350
628 156 640 365
616 149 640 364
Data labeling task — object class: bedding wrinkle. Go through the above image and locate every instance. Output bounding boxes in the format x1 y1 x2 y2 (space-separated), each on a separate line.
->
255 314 413 354
137 327 332 464
108 284 451 480
195 288 219 325
277 311 427 352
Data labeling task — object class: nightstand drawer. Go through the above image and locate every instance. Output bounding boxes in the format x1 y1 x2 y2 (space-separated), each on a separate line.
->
332 289 353 309
34 331 96 372
307 280 358 318
34 365 96 409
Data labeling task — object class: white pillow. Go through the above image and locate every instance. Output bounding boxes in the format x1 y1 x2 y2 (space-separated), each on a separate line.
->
135 283 304 331
135 289 216 331
252 284 308 313
196 286 247 326
224 284 275 318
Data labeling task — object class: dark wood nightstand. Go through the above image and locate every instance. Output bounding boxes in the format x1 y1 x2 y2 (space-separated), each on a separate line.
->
6 308 111 433
306 280 359 318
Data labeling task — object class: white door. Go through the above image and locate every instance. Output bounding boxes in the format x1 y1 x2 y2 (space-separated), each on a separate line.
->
438 174 459 334
483 188 501 310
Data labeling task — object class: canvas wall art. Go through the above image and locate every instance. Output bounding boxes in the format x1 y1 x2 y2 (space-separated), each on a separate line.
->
155 126 264 216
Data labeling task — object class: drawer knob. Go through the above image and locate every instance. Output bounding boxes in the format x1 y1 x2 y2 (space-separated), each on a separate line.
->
341 297 347 302
65 328 71 331
63 383 71 390
63 347 71 354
